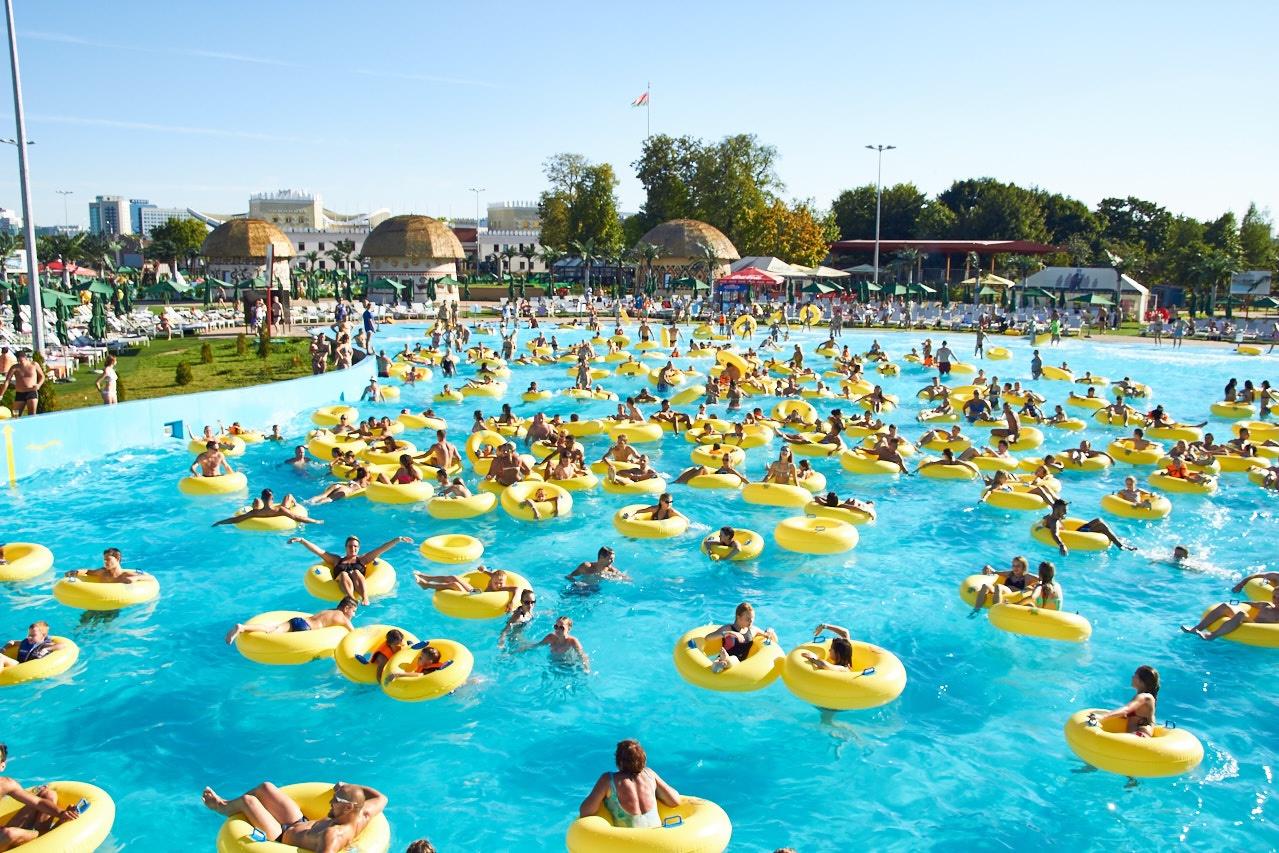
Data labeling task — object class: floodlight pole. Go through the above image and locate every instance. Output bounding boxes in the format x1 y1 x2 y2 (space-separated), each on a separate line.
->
5 0 42 354
865 144 895 292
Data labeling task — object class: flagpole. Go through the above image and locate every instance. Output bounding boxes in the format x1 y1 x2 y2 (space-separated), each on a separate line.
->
646 82 651 138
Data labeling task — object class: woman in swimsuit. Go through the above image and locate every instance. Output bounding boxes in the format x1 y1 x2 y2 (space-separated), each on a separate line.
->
378 455 422 485
519 616 590 672
705 602 776 673
629 493 685 524
578 739 680 829
311 468 373 504
1090 665 1158 736
800 622 857 671
1014 561 1063 610
763 447 799 485
413 566 524 611
970 556 1038 613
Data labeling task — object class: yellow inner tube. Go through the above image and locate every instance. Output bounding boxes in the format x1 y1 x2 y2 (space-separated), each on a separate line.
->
0 636 79 686
566 797 732 853
216 783 390 853
432 570 532 620
1030 519 1111 551
673 624 784 692
178 471 248 496
988 601 1092 642
0 542 54 582
419 534 485 564
53 573 160 611
0 781 115 853
1100 492 1172 520
613 505 689 539
334 624 420 683
500 481 573 521
426 492 499 519
773 516 859 554
233 611 348 665
741 482 812 507
303 558 395 602
781 639 907 710
1063 709 1203 778
381 639 474 702
700 529 765 561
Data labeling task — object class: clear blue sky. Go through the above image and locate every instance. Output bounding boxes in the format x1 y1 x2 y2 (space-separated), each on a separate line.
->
2 0 1275 231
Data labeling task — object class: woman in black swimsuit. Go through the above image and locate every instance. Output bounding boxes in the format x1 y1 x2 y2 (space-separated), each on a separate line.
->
1090 665 1158 736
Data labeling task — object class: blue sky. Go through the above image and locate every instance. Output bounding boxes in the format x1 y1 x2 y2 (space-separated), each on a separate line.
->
2 0 1276 230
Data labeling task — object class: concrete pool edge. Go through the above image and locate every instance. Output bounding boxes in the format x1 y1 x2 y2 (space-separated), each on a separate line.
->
2 361 373 483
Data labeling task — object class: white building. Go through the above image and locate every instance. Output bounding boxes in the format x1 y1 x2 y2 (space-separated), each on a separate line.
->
139 207 197 238
88 195 130 236
1020 267 1149 319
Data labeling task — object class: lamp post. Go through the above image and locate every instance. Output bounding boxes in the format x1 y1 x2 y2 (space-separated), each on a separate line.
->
865 144 896 292
3 0 42 354
467 187 485 278
55 189 71 228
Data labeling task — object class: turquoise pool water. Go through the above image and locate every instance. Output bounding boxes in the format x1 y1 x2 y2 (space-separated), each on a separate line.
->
2 323 1277 851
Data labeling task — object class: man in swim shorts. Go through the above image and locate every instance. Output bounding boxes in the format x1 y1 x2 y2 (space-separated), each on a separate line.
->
224 598 359 644
286 535 413 605
566 547 630 588
1181 586 1279 640
1041 498 1134 556
191 441 234 478
200 780 386 851
0 742 81 845
935 341 954 376
0 350 45 417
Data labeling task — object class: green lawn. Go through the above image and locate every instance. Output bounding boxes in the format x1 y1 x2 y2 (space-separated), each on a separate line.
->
36 334 314 412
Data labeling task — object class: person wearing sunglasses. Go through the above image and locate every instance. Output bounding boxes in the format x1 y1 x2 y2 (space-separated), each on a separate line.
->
499 589 538 649
201 780 386 850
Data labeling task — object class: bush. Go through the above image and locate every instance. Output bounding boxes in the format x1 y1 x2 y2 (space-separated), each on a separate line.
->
257 323 271 359
258 364 274 380
200 342 213 364
32 352 57 413
175 361 194 386
291 353 305 371
235 334 247 356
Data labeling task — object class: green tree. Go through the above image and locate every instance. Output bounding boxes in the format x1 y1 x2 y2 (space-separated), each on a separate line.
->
1033 190 1102 248
830 183 927 240
79 233 121 277
1203 211 1242 264
538 246 565 285
538 154 623 252
1096 197 1171 253
38 232 86 290
691 134 780 249
0 231 20 285
937 179 1049 242
570 238 599 294
1239 203 1276 271
915 200 957 239
739 198 832 267
149 218 209 274
631 133 700 234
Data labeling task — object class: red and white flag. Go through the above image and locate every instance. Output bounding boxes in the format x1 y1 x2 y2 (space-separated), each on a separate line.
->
630 91 649 107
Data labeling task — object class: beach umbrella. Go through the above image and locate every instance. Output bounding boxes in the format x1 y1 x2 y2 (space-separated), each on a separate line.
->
7 285 21 331
427 279 437 301
1253 295 1279 309
1072 293 1114 306
89 296 107 340
53 300 69 344
941 281 950 307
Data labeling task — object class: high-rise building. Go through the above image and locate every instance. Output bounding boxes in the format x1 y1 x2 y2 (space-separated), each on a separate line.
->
88 195 130 236
129 199 155 235
139 207 197 239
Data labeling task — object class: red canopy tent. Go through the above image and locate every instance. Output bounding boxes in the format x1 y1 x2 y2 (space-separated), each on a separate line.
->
717 268 785 285
40 261 96 276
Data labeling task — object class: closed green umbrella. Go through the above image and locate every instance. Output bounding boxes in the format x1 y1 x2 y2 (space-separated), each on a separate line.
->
427 279 437 301
89 296 107 340
8 285 21 331
54 301 69 344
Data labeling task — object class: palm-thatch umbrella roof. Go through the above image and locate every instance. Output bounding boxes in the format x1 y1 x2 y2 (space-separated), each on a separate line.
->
636 219 739 263
201 219 294 260
362 215 465 261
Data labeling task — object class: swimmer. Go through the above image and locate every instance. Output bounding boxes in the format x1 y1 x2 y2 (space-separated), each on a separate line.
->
969 555 1038 614
200 780 385 852
383 645 450 682
0 621 69 670
62 547 153 584
566 547 630 586
190 441 234 478
517 616 590 672
225 597 359 644
413 566 525 612
1041 498 1134 556
287 535 413 606
0 742 82 844
705 602 776 673
702 526 743 561
1086 666 1159 736
1182 585 1279 640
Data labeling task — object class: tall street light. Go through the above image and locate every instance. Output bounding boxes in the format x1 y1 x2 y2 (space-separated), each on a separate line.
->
865 144 896 291
4 0 42 353
467 187 485 278
55 189 71 228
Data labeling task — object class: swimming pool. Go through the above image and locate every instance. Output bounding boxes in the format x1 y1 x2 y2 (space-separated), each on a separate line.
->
2 323 1276 850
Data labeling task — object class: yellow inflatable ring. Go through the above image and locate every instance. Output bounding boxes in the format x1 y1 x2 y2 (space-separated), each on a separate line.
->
1216 453 1264 473
432 570 531 620
606 421 664 443
771 400 818 423
1147 470 1217 494
614 361 649 376
799 303 822 324
782 640 906 710
1041 366 1074 381
840 449 902 475
774 516 858 554
311 405 359 427
233 611 348 665
613 505 689 539
304 558 395 601
426 492 498 519
1063 709 1203 777
970 455 1019 473
673 624 784 692
1193 602 1279 646
1066 394 1106 411
567 797 732 853
53 573 159 610
983 484 1049 512
500 480 572 520
563 419 606 437
689 445 746 468
0 781 114 853
187 435 247 457
670 384 705 405
465 429 508 468
306 431 367 462
1049 417 1088 431
1147 424 1203 442
1101 492 1171 520
1210 401 1257 420
381 639 474 701
1030 519 1111 551
1235 420 1279 442
918 459 980 480
216 782 389 853
701 529 764 561
460 382 506 398
1106 439 1166 465
334 624 420 683
686 473 743 490
989 601 1092 642
419 534 484 564
921 435 972 454
364 478 435 504
521 390 553 403
732 315 756 338
178 472 248 496
545 472 600 491
741 482 811 507
994 426 1044 451
433 389 464 403
601 476 668 495
1238 344 1263 355
1057 454 1111 473
0 635 79 686
0 542 54 582
986 346 1011 360
805 501 875 525
958 573 1032 609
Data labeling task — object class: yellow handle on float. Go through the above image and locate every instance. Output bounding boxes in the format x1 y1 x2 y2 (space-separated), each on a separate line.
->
3 425 13 488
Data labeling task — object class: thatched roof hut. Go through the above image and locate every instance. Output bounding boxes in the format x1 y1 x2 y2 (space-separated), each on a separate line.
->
363 215 465 261
636 219 739 266
201 219 294 260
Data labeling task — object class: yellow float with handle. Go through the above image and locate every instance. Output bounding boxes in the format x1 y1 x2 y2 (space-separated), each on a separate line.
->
1235 420 1279 442
796 470 827 493
545 471 600 492
614 361 649 376
1244 577 1275 602
799 303 822 324
840 448 902 475
947 361 977 375
461 382 507 398
500 480 572 520
1238 344 1263 355
1057 453 1112 473
364 478 435 504
993 426 1043 451
1147 470 1217 495
426 492 498 519
53 573 159 610
690 445 746 468
215 782 390 853
1066 393 1106 411
433 388 464 403
0 543 54 582
773 516 858 554
1147 424 1203 442
674 624 784 692
0 636 79 686
304 559 395 601
918 458 980 480
465 429 508 468
805 500 876 525
781 640 906 710
1209 400 1256 419
178 471 248 496
566 797 732 853
310 405 359 427
521 389 554 403
986 346 1011 360
1041 365 1074 381
306 430 367 462
432 570 532 620
187 435 247 457
701 529 765 561
231 504 315 531
1191 602 1279 647
562 418 606 437
396 412 446 431
1030 519 1110 551
607 421 664 443
613 505 689 539
1063 709 1203 778
686 473 745 490
958 574 1032 609
381 639 474 702
771 399 818 423
232 611 349 665
1100 492 1172 520
982 484 1050 512
601 475 667 495
970 454 1019 473
1216 453 1265 473
741 482 812 507
921 434 972 454
0 781 114 853
671 384 705 405
988 602 1092 642
1106 439 1166 465
334 624 420 683
733 315 757 338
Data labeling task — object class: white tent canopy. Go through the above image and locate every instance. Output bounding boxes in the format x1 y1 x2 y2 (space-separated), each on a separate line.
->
1020 267 1148 317
730 256 806 277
